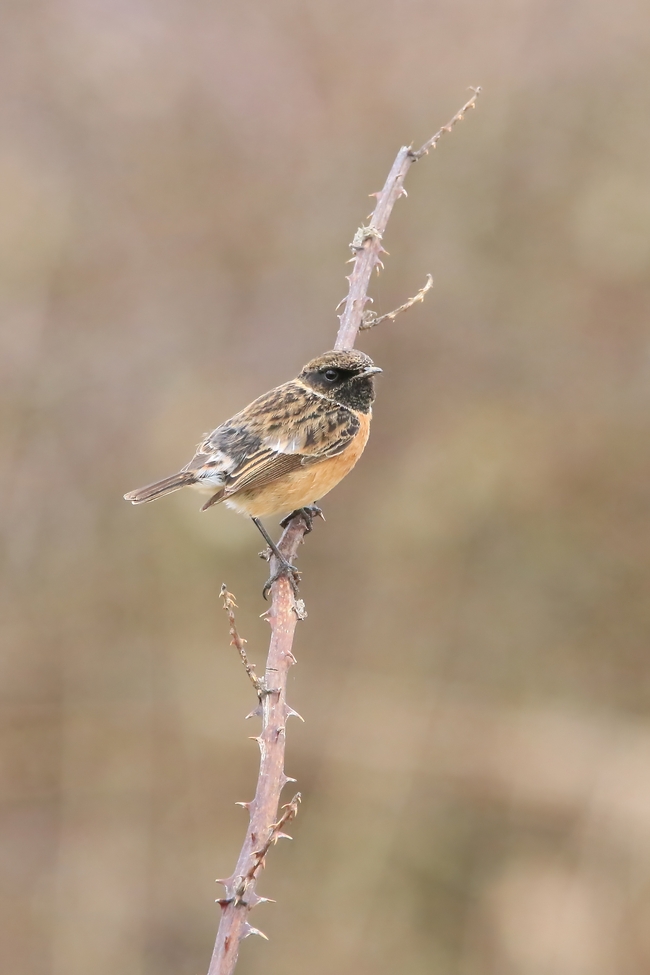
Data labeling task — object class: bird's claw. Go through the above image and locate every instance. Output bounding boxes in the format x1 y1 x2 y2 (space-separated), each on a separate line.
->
262 561 302 600
280 505 325 533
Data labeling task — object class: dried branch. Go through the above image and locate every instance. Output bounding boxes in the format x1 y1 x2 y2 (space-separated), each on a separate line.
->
208 521 309 975
207 88 481 974
360 273 434 331
335 86 481 351
409 86 482 160
220 584 265 698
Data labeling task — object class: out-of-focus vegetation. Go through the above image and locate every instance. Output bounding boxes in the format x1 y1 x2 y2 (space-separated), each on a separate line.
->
2 2 650 973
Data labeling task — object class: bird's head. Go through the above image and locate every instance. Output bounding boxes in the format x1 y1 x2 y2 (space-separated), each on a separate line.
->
298 350 382 413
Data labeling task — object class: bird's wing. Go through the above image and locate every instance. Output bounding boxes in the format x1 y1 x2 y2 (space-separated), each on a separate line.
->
186 381 360 497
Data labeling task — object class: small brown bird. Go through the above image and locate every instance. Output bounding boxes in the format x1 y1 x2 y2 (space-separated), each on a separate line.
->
124 349 382 594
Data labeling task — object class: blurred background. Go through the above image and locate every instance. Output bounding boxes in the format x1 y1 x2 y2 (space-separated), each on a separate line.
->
2 1 650 973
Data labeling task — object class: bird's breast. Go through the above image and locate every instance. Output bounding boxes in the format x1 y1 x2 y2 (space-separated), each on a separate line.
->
226 412 371 518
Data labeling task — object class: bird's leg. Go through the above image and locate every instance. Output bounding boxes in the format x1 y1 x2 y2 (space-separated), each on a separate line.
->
252 516 290 564
279 505 325 534
251 517 301 600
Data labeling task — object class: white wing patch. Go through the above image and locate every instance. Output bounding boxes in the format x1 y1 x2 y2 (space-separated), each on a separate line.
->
264 434 303 454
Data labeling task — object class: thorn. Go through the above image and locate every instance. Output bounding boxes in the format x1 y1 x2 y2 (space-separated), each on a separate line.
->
286 706 305 722
345 256 356 264
399 186 408 198
216 897 232 909
335 296 346 311
379 246 390 256
245 705 262 720
249 736 264 747
235 801 251 810
283 775 298 785
284 648 297 663
244 924 269 941
368 191 380 198
216 877 233 887
274 832 293 842
246 891 277 908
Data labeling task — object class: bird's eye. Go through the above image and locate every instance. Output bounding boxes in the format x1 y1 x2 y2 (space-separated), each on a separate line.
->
323 368 339 382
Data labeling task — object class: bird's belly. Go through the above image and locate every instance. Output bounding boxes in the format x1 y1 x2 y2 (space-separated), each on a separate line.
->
226 416 370 518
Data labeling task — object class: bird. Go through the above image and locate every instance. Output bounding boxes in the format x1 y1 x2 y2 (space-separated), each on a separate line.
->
124 349 382 595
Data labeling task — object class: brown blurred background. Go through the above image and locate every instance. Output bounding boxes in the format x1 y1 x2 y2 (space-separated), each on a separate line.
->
2 1 650 973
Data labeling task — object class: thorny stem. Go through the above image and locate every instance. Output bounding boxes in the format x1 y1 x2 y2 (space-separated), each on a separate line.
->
208 520 308 975
334 86 481 351
208 87 481 974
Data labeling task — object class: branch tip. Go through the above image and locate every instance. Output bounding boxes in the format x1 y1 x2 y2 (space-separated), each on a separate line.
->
410 86 482 161
334 86 480 350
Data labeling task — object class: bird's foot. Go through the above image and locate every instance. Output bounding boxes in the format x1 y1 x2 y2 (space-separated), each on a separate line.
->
262 558 302 601
280 505 325 533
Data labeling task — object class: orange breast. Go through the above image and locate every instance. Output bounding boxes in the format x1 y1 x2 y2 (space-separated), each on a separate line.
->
226 412 371 518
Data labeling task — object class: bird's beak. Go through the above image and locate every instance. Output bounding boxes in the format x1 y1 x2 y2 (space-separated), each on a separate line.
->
361 366 383 376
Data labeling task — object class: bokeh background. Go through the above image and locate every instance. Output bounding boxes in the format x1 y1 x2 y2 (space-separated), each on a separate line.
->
2 1 650 973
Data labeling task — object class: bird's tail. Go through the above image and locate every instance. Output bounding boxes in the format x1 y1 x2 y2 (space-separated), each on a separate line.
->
124 471 196 504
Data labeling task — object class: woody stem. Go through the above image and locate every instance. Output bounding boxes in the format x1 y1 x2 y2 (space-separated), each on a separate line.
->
208 516 309 975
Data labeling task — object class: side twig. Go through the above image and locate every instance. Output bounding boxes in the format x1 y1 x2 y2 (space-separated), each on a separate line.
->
208 87 481 975
220 585 265 698
359 273 434 331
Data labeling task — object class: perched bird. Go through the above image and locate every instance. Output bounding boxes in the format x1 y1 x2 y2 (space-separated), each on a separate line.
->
124 349 382 594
